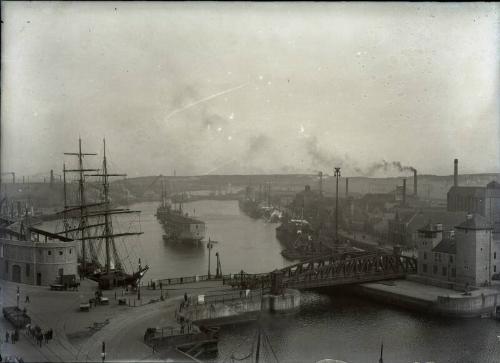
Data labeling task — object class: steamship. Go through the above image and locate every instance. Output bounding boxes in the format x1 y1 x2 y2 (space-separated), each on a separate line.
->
156 182 206 243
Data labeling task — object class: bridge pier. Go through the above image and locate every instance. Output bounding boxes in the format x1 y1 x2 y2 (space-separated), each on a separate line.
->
180 289 301 327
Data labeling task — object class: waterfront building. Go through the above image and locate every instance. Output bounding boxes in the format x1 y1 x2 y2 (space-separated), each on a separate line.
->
455 214 500 286
416 214 500 287
0 220 77 286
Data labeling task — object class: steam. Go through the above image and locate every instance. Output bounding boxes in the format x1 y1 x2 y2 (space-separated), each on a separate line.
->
355 160 415 176
303 135 350 171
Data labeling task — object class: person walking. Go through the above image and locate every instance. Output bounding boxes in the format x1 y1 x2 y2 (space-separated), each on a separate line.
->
25 295 30 303
5 331 9 343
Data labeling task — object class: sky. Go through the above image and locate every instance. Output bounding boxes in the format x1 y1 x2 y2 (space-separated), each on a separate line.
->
1 2 499 179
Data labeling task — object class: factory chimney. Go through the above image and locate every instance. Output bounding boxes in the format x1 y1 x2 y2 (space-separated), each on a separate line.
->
402 179 406 206
454 159 458 187
50 169 54 186
413 169 417 197
345 177 349 197
318 171 323 196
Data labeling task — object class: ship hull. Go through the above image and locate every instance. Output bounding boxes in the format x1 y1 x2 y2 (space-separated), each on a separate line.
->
157 207 206 243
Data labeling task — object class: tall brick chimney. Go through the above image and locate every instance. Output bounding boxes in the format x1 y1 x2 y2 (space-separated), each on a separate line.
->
454 159 458 187
402 179 406 206
413 169 417 197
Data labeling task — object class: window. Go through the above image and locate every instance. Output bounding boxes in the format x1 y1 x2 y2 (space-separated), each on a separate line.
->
452 268 456 277
48 250 52 256
422 264 427 273
442 267 447 276
59 251 63 256
423 252 427 260
449 255 454 263
26 264 30 277
58 268 63 276
434 254 438 262
69 249 72 254
5 261 8 274
494 252 497 259
433 265 438 274
495 265 497 273
438 254 441 262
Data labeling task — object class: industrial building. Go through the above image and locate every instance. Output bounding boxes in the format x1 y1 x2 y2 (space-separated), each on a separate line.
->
447 159 500 234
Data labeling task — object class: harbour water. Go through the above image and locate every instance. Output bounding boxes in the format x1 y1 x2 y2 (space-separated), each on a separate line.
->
47 200 500 362
129 200 499 363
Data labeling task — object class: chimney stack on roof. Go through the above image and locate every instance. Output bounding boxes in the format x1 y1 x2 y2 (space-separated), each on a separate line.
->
454 158 458 187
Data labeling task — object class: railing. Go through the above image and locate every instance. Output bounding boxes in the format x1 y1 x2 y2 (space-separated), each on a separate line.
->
157 274 232 286
191 288 270 306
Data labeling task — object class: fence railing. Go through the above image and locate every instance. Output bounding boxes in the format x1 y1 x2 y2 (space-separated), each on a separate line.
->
157 274 232 286
157 272 272 287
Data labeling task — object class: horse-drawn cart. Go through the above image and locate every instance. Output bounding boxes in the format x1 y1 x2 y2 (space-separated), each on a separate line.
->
2 306 31 329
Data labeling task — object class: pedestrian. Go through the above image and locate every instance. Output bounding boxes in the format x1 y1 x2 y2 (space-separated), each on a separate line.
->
25 295 30 303
5 331 9 343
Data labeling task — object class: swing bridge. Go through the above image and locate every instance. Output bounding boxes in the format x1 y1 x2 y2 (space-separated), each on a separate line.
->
223 250 417 293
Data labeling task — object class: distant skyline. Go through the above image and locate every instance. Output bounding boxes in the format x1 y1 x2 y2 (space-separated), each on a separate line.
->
1 2 499 179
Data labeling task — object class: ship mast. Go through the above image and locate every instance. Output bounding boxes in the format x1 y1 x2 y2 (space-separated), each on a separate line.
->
63 138 98 274
86 139 143 274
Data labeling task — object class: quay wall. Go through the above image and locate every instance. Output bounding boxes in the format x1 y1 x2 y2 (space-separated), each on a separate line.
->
354 281 500 318
181 289 300 327
435 293 500 318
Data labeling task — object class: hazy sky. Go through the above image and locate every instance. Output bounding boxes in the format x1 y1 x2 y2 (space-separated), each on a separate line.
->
2 2 499 179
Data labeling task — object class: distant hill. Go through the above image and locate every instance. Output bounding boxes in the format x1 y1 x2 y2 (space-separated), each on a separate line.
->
2 172 499 210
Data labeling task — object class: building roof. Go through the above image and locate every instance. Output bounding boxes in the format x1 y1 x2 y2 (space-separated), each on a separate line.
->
418 222 442 233
432 238 456 254
447 186 485 198
401 209 468 234
455 213 492 230
487 180 500 189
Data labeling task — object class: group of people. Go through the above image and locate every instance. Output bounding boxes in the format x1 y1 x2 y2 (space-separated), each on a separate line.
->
24 324 53 347
4 330 19 344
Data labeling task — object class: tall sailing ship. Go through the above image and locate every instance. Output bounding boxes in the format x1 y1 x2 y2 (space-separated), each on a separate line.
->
61 138 148 289
156 178 206 243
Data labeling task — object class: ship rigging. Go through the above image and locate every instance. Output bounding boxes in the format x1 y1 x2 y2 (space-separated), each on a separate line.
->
61 138 148 289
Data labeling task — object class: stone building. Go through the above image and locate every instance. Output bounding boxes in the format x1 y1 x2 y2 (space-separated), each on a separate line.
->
0 220 77 286
416 214 500 287
455 214 499 286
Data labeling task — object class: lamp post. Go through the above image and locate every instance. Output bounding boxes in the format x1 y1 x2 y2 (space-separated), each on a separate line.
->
137 258 141 301
215 252 221 278
207 238 218 279
207 238 213 279
16 286 20 328
334 167 341 244
101 341 106 363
